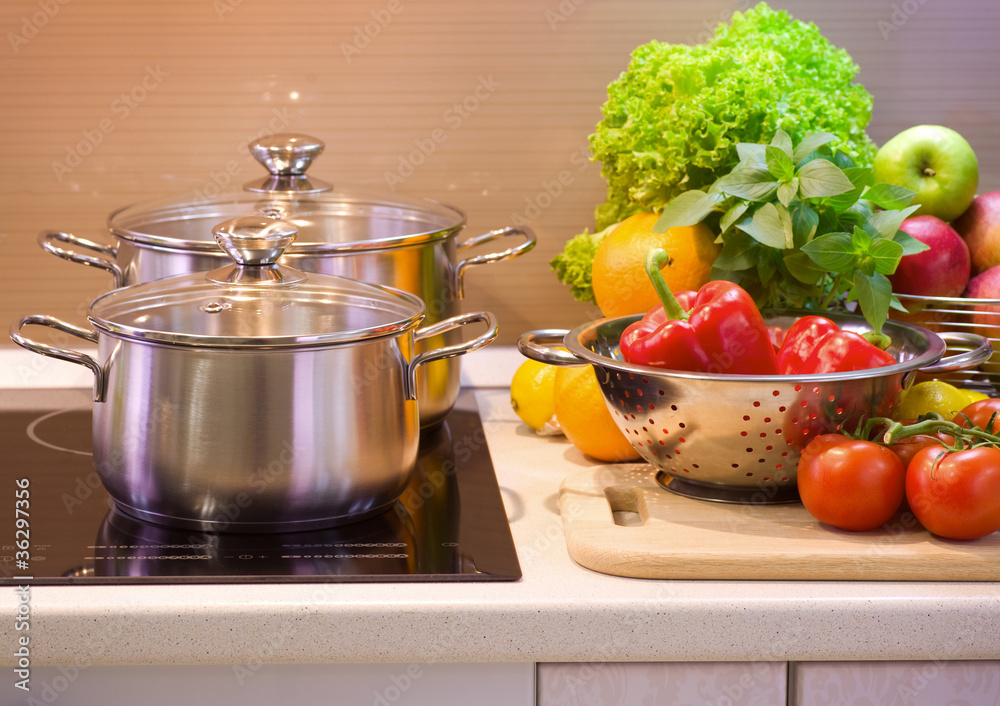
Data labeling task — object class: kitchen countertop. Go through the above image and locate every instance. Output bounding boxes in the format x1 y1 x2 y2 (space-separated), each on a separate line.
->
1 346 999 667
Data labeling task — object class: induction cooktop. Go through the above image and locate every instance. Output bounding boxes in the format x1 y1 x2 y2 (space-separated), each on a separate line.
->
0 390 521 585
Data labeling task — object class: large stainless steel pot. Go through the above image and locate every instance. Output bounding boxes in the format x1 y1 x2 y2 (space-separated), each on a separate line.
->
12 216 499 532
39 133 534 428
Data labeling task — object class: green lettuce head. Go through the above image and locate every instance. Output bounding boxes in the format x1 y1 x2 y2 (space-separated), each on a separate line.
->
589 2 876 230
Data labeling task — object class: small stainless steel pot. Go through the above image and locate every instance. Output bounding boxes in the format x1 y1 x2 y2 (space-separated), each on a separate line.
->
12 216 499 532
38 133 534 428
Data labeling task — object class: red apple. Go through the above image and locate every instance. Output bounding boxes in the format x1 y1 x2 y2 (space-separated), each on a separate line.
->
889 215 971 297
963 267 1000 373
954 191 1000 274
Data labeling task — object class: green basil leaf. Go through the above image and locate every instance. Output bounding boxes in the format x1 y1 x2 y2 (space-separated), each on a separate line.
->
783 251 826 285
716 165 780 201
851 271 893 333
770 129 793 157
864 205 921 239
776 202 794 248
737 203 788 249
797 159 855 199
893 228 931 256
736 142 767 165
777 179 798 208
766 145 795 181
757 251 777 283
831 150 857 170
801 231 857 271
791 202 819 245
824 167 872 211
654 190 724 231
869 236 905 275
863 183 917 210
720 201 750 233
713 232 757 271
792 132 837 164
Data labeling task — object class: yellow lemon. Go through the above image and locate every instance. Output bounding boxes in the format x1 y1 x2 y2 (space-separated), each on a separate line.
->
510 359 559 432
553 365 641 462
894 380 988 420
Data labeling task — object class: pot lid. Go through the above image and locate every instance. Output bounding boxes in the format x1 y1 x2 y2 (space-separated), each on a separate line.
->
107 134 466 253
88 216 426 348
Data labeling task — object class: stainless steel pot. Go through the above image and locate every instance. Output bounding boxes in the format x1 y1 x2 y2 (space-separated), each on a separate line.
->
12 216 499 532
38 133 534 428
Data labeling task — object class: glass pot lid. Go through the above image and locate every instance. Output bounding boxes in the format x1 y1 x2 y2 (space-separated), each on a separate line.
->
107 133 467 253
88 216 426 348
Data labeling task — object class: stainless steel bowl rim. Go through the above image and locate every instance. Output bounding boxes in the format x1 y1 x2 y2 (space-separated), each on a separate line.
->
563 310 949 383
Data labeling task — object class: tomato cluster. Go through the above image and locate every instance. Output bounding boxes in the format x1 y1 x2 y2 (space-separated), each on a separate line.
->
797 398 1000 540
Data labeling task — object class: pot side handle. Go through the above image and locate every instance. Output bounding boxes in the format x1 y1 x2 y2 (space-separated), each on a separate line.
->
38 231 125 288
915 332 994 375
9 315 106 403
453 226 537 298
517 329 587 366
407 311 500 400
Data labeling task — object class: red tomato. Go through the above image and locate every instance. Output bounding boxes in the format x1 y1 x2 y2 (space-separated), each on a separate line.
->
952 398 1000 433
906 446 1000 540
797 434 906 531
887 420 953 468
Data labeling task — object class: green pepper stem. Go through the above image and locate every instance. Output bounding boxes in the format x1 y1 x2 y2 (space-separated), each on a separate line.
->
645 248 689 322
861 331 892 350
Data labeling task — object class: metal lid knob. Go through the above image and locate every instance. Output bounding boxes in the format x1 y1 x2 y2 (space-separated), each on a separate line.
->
208 216 304 285
243 133 333 194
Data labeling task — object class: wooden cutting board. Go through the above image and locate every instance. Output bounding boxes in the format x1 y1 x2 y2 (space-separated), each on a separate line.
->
558 464 1000 581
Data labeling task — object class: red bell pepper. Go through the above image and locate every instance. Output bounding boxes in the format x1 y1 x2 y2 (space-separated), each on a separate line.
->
619 248 780 375
777 315 896 375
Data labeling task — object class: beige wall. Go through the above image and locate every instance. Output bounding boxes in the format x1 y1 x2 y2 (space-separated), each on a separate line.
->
2 0 998 349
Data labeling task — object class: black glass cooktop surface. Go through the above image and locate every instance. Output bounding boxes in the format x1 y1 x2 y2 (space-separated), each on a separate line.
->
0 390 520 585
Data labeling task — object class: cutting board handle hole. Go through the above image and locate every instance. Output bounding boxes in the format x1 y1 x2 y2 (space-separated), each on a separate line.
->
604 488 647 527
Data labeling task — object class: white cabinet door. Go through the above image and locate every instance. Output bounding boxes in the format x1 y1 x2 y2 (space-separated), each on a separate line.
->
537 662 787 705
790 661 1000 705
5 663 535 706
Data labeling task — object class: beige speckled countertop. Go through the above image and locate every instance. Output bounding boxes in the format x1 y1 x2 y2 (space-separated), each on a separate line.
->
1 347 999 667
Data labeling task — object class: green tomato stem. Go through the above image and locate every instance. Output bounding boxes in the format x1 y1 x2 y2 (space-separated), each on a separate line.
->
645 248 689 322
879 416 1000 447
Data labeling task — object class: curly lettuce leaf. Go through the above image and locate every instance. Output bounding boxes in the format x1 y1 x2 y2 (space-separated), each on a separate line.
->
589 2 877 230
549 223 617 303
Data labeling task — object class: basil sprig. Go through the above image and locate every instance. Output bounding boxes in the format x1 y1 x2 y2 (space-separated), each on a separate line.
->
655 130 926 333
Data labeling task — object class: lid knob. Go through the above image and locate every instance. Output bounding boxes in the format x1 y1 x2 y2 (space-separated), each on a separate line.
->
213 216 297 266
244 133 333 194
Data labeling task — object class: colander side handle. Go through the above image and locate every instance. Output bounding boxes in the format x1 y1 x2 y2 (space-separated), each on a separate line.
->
916 332 994 374
517 329 585 366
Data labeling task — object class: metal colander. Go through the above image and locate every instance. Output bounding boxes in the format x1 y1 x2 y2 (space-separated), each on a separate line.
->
519 311 991 504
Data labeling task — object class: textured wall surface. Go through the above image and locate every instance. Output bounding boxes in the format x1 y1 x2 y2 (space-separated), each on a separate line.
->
2 0 998 347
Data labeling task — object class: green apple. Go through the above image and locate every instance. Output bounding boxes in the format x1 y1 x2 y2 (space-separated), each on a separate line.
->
872 125 979 222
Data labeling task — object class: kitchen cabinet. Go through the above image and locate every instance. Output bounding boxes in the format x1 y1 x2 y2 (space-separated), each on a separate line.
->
9 663 534 706
789 661 1000 705
538 662 786 705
